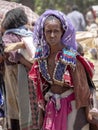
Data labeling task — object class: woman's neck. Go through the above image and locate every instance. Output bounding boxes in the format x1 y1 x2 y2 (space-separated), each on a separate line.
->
50 43 64 56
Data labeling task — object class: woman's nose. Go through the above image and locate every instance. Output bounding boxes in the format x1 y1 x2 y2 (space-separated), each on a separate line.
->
51 32 55 37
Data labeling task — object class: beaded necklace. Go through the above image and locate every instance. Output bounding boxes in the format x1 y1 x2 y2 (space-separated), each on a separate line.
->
38 47 77 85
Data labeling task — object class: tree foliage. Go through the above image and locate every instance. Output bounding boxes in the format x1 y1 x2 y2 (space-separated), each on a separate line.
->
7 0 98 15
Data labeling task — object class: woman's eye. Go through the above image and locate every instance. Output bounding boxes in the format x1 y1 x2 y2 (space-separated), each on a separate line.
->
54 30 59 33
46 30 59 34
46 30 51 34
47 31 51 33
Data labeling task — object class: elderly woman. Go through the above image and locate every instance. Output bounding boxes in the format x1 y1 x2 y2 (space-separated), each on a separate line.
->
29 10 97 130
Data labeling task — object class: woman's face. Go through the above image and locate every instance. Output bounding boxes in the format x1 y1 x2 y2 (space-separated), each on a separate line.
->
44 19 63 47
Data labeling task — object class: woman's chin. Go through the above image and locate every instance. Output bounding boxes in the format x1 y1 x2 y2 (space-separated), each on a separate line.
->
50 42 57 46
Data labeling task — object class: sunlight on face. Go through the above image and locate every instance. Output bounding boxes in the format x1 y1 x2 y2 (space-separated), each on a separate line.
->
44 17 63 47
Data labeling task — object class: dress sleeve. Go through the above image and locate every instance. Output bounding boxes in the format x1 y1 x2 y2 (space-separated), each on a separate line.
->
2 33 21 63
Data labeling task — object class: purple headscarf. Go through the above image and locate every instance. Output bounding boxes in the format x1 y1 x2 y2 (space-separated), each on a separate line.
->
33 9 77 58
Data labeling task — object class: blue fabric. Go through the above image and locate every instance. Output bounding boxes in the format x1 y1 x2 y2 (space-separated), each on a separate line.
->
0 88 4 106
0 88 5 117
4 26 33 37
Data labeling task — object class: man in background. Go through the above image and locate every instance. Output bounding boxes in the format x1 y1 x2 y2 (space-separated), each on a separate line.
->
67 5 86 31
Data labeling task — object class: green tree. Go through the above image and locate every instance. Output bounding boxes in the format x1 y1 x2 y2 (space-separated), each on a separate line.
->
6 0 98 15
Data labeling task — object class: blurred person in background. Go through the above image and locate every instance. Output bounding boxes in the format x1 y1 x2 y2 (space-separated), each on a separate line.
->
67 4 86 31
85 6 98 31
77 43 95 76
1 7 38 130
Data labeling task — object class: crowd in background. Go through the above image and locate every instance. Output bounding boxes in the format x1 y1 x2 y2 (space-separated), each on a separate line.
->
67 4 98 32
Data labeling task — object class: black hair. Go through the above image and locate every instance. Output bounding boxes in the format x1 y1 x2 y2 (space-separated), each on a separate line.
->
1 7 28 30
72 5 79 11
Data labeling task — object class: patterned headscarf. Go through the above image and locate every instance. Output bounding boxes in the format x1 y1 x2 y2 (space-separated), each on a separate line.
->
33 9 77 58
